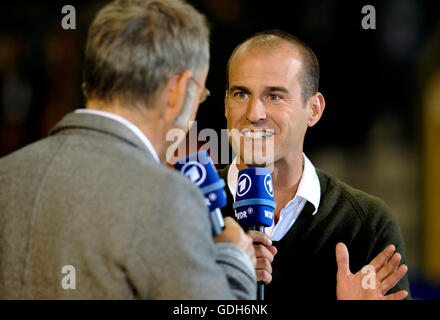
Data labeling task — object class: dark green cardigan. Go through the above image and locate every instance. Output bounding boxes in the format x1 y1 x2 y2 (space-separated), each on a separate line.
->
218 165 411 300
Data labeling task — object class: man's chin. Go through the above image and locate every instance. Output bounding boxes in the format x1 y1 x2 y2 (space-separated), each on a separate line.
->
236 153 275 169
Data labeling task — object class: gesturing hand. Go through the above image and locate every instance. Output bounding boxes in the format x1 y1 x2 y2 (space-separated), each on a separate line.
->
336 242 408 300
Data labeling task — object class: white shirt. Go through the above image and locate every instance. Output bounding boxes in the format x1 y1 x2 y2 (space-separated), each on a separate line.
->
74 108 160 163
227 154 321 241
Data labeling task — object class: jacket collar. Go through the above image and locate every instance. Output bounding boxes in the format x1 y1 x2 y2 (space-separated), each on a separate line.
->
49 111 159 162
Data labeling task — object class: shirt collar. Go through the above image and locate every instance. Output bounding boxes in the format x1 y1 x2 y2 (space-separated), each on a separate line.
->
227 153 321 215
296 154 321 214
74 108 160 163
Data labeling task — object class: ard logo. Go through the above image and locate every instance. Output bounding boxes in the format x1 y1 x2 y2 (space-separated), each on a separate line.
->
264 174 274 197
237 174 252 197
181 162 206 186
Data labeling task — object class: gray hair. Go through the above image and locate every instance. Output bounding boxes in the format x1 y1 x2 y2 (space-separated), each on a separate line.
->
82 0 210 108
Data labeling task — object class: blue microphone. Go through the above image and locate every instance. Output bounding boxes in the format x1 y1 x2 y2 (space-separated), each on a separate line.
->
233 167 276 300
233 167 276 228
174 151 226 236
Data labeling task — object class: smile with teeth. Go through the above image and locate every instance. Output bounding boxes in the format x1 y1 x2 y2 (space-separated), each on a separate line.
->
240 129 275 140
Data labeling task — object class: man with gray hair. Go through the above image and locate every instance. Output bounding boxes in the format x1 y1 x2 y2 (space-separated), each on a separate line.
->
0 0 256 299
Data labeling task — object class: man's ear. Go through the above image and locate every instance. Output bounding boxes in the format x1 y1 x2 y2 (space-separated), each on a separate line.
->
306 92 325 127
165 70 193 122
81 82 88 99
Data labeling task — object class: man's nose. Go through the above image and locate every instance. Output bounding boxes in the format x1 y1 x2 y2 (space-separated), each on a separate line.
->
245 97 267 124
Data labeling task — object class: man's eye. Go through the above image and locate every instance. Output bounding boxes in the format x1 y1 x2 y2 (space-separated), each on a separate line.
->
267 94 281 101
234 92 248 99
236 92 248 99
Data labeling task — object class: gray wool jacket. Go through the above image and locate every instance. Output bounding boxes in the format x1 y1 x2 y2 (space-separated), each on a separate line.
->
0 111 256 299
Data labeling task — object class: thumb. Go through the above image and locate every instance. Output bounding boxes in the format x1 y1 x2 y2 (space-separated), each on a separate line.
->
335 242 351 281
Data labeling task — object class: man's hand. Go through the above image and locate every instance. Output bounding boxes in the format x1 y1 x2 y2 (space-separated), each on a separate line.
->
336 242 408 300
246 230 277 284
213 217 256 267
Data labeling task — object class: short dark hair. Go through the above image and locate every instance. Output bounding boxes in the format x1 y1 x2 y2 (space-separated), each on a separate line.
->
82 0 210 108
226 29 319 104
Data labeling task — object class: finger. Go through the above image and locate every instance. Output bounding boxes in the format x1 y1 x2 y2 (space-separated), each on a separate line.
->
256 269 272 284
223 216 235 225
245 250 257 268
246 243 257 268
255 258 272 274
250 254 257 268
220 217 242 235
335 242 351 281
369 244 395 271
224 216 242 229
383 290 408 300
240 231 256 262
246 230 272 246
380 264 408 295
213 217 245 244
267 245 277 257
254 245 275 263
376 252 401 283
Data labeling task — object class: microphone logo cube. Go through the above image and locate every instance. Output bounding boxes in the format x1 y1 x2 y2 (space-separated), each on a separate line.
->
237 174 252 196
174 151 227 212
233 167 276 227
264 174 274 197
174 151 227 236
181 162 206 186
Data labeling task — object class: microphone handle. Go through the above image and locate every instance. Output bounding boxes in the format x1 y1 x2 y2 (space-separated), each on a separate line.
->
210 208 225 236
248 225 265 300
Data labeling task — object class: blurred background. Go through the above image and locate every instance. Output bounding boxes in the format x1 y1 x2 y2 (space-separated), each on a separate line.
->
0 0 439 299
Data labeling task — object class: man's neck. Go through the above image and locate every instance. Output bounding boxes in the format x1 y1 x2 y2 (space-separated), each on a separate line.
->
236 153 303 192
271 156 303 192
236 153 304 224
85 99 166 161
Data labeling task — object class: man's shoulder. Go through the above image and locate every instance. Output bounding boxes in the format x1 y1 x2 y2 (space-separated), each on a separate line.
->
0 132 205 207
0 135 62 178
316 168 394 223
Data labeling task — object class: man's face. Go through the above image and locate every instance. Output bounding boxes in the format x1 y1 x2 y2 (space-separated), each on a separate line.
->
225 44 310 167
183 64 210 131
165 64 209 162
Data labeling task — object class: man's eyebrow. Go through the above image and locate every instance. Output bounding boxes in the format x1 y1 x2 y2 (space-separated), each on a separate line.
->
229 85 250 93
265 86 290 94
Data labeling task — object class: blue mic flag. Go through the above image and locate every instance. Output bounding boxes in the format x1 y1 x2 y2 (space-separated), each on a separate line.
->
174 151 226 235
233 167 276 228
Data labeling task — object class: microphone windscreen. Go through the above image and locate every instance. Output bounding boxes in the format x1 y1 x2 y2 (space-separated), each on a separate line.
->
174 151 227 212
233 167 276 227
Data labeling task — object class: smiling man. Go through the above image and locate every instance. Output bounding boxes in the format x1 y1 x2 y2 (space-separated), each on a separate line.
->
219 30 411 300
